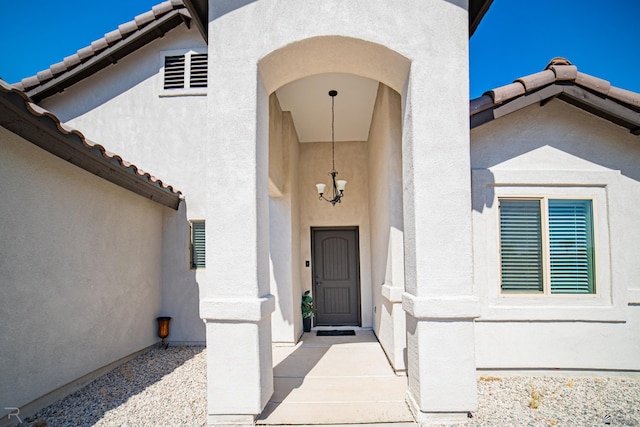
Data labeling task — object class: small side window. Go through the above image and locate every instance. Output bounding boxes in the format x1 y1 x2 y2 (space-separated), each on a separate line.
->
190 220 205 269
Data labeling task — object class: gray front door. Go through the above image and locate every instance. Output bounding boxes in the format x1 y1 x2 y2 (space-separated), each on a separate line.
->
312 227 361 326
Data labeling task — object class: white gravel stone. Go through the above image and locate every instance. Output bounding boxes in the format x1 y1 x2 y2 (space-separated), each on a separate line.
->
20 347 640 427
22 346 206 427
467 375 640 427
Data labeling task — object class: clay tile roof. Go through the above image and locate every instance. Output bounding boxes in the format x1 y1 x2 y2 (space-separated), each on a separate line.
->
548 64 578 81
489 82 526 105
36 69 53 82
609 86 640 109
575 71 611 95
470 57 640 135
15 0 192 100
135 10 156 27
49 61 67 76
90 37 110 52
0 79 182 209
104 29 124 45
515 69 555 92
76 45 95 61
63 54 81 68
118 21 139 36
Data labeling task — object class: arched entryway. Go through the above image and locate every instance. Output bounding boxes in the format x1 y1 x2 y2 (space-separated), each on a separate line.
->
260 36 408 363
203 2 479 424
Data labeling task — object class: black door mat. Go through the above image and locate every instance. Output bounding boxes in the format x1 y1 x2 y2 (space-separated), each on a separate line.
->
317 330 356 336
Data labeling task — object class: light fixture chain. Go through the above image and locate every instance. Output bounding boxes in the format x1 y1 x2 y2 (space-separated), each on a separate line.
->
315 89 345 206
331 93 335 172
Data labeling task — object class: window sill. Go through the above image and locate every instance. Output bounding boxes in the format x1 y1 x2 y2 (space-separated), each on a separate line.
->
159 90 207 98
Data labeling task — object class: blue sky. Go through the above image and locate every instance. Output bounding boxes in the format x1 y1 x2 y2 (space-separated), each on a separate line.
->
470 0 639 98
0 0 638 99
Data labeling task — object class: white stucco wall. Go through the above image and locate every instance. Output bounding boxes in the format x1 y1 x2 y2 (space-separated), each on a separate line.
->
298 140 373 328
367 83 406 370
269 94 302 342
471 99 640 370
0 128 169 419
40 25 207 344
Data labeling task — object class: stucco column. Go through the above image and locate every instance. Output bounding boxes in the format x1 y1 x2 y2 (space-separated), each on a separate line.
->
400 32 480 425
201 51 275 424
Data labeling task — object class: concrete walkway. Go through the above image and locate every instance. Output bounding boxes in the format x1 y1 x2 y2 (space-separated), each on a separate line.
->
257 330 414 425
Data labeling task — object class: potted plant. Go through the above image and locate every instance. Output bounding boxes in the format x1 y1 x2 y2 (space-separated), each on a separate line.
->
301 290 314 332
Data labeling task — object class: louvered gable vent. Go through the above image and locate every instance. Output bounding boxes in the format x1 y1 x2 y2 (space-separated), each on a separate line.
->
163 52 207 91
190 53 208 88
164 55 185 89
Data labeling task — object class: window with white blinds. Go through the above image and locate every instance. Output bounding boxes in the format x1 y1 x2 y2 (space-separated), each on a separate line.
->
162 51 208 92
499 200 543 293
548 200 594 294
190 220 206 269
498 198 595 294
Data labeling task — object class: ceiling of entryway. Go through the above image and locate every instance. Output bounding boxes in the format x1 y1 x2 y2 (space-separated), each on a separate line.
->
275 73 379 143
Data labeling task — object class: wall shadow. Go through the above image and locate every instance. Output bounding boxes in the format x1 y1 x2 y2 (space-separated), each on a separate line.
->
470 99 640 215
22 346 205 426
161 199 206 344
257 332 330 420
257 331 382 421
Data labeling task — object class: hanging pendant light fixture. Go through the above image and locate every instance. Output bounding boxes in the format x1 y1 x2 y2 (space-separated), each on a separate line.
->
316 90 347 206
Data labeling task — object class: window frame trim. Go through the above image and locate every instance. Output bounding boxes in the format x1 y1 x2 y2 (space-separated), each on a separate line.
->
471 168 621 322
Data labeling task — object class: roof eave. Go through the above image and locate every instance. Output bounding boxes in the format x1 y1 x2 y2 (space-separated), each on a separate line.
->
27 9 192 103
469 0 493 37
1 83 182 209
470 83 640 136
183 0 207 42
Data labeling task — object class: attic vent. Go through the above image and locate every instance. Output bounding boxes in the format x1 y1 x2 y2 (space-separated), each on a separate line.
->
162 51 208 93
190 53 208 88
164 55 186 89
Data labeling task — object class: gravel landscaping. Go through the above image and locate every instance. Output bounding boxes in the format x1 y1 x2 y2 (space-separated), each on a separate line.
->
467 375 640 427
22 346 207 427
18 346 640 427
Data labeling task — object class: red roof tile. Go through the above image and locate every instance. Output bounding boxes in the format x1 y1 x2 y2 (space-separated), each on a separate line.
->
481 58 640 109
15 0 189 93
471 57 640 135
